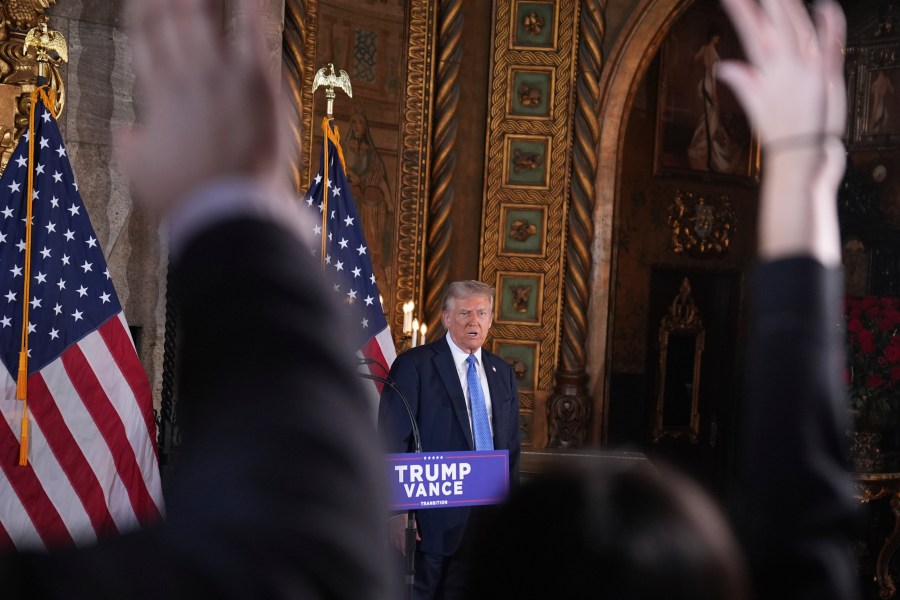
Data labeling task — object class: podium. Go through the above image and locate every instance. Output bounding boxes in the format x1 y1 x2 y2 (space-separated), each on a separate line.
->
386 450 510 511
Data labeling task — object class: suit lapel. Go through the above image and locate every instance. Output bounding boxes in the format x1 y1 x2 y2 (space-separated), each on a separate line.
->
483 350 509 450
433 338 475 450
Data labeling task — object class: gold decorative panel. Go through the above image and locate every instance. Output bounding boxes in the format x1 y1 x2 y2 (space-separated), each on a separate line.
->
482 0 581 432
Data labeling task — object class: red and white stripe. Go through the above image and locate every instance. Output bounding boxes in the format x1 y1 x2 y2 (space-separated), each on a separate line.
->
359 326 397 414
0 312 163 551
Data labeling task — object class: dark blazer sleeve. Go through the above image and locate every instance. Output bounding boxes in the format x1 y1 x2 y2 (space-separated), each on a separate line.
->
1 217 394 600
736 257 860 600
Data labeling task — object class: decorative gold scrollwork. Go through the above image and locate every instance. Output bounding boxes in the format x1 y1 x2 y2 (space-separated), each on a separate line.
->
0 0 60 172
662 278 702 331
667 190 736 257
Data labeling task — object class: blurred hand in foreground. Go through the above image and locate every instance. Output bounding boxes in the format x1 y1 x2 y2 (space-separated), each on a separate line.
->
119 0 285 215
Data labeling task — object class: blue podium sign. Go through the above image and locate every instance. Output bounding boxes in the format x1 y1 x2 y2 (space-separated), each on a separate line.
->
385 450 510 510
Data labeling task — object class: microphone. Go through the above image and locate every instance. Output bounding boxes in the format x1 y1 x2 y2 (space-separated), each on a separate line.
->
358 367 422 454
358 356 391 378
358 356 389 376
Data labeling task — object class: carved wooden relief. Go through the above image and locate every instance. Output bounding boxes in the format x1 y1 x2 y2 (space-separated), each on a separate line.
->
0 0 60 173
482 0 582 444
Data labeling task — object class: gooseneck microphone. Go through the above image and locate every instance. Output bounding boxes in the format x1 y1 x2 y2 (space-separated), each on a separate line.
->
357 358 421 453
358 357 421 599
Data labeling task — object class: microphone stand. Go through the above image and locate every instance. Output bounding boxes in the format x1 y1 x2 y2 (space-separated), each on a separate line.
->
359 361 421 600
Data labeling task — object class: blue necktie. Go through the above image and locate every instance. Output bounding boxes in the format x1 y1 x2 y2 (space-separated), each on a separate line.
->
466 354 494 451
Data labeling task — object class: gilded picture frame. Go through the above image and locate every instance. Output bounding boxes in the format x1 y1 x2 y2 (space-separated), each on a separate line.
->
652 278 705 444
847 40 900 150
654 1 760 185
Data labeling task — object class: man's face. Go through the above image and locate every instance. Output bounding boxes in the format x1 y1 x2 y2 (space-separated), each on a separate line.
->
442 294 493 354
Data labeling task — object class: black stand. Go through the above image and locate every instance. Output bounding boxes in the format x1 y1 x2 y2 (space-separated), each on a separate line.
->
359 362 422 600
403 511 417 600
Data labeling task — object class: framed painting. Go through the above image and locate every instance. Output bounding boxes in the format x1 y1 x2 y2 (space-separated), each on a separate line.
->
847 40 900 150
654 1 759 184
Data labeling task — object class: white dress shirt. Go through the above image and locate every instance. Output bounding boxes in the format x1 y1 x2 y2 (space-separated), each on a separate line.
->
445 332 494 439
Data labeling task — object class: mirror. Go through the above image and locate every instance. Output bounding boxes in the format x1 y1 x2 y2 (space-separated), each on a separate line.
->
652 277 704 443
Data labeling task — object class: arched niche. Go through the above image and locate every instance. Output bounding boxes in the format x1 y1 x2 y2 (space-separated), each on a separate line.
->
588 0 693 441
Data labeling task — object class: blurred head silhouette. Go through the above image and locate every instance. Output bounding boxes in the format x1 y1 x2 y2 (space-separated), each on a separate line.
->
466 460 748 600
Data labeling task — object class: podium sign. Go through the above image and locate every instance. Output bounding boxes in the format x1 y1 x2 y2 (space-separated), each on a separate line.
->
385 450 509 510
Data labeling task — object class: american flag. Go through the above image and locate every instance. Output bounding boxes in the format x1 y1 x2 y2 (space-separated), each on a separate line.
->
301 119 396 396
0 97 163 550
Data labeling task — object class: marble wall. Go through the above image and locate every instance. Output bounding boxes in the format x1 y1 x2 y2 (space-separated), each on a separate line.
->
47 1 168 411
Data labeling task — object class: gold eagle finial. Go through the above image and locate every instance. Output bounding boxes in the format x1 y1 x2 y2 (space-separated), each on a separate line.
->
24 23 68 65
312 63 352 117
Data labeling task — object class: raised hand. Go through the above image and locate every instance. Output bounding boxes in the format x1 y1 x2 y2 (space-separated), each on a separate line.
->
717 0 846 148
718 0 847 266
119 0 286 215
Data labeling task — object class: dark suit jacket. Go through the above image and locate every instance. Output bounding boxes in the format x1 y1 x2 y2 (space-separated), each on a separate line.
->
378 336 521 556
0 216 394 599
737 258 860 600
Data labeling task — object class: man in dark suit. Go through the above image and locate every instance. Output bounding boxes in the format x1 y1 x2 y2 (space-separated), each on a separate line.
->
379 280 520 600
0 1 393 598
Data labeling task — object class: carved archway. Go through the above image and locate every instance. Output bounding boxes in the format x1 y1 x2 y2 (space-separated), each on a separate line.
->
587 0 692 442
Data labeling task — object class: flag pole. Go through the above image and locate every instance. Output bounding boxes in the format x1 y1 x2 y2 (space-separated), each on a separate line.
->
311 64 352 266
17 24 67 465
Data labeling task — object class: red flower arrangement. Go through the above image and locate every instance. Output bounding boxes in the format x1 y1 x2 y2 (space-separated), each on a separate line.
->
846 295 900 425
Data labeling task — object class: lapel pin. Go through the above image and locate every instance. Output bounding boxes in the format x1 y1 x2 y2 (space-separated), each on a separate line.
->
492 366 496 372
